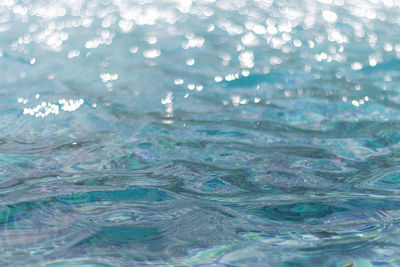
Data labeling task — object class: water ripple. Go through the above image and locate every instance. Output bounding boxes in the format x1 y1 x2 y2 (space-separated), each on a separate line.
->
1 0 400 265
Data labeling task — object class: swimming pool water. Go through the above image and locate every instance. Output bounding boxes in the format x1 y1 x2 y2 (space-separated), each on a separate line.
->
1 0 400 266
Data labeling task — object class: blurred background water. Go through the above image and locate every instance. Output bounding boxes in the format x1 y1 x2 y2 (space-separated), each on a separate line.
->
1 0 400 266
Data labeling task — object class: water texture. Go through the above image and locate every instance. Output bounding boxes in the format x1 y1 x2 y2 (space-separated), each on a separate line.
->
1 0 400 266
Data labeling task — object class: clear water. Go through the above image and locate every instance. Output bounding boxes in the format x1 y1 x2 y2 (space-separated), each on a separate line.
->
1 0 400 266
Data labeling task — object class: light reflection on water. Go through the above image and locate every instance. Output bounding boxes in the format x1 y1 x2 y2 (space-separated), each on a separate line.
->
1 0 400 265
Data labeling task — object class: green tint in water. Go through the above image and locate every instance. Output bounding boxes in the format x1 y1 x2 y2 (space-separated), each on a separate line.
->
260 202 348 222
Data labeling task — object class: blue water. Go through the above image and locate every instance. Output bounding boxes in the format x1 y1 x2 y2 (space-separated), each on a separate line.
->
1 0 400 266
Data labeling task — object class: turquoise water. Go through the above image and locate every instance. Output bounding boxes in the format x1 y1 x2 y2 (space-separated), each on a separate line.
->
1 0 400 265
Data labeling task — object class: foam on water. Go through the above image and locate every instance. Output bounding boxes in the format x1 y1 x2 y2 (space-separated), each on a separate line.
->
1 0 400 265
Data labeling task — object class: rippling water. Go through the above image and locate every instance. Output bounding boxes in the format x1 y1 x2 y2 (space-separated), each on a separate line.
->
1 0 400 265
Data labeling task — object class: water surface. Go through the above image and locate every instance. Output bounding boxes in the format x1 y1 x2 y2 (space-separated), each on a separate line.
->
1 0 400 266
